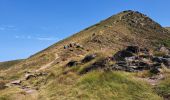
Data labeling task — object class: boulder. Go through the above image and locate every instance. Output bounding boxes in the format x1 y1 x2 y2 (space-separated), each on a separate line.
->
126 46 139 53
66 60 78 67
114 50 134 61
152 57 163 63
82 54 96 63
25 74 36 80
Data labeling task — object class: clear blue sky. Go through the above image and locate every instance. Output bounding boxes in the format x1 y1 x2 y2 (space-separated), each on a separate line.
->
0 0 170 62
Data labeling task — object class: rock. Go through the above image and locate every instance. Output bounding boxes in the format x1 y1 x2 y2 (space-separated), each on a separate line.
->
140 48 149 53
125 56 137 62
126 67 136 72
150 67 161 74
116 61 127 66
139 54 150 59
138 61 149 67
82 54 96 63
152 57 163 63
158 46 169 54
66 60 78 67
112 64 126 71
11 80 21 85
114 50 134 61
25 74 36 80
64 45 68 49
163 55 170 58
162 58 170 68
126 46 139 53
73 43 83 49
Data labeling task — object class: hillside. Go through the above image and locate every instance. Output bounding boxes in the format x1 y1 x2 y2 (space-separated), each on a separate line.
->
165 27 170 31
0 60 23 70
0 10 170 100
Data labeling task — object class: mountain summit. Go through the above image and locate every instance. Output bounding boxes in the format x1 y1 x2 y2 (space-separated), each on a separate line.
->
0 10 170 100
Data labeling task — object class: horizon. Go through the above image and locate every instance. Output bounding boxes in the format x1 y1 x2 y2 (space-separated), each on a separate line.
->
0 0 170 62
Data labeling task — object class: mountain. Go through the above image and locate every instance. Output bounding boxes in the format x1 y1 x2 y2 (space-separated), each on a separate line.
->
0 10 170 100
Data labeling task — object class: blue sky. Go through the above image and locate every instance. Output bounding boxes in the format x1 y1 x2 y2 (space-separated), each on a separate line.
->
0 0 170 62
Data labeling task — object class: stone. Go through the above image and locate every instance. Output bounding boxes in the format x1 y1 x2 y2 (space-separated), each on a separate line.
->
112 64 126 71
116 61 127 66
150 67 162 74
66 60 78 67
158 46 169 54
11 80 21 85
114 50 134 61
64 45 68 49
125 56 136 62
25 74 36 80
82 54 96 63
152 57 163 63
162 58 170 68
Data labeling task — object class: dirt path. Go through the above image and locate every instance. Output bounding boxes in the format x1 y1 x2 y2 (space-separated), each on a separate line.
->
36 53 59 72
138 74 164 86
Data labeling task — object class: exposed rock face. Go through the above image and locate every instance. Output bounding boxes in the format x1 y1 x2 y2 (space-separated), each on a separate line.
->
67 46 170 74
112 46 170 73
114 50 134 61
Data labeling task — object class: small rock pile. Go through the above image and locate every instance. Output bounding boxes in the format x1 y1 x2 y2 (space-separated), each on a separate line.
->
64 42 83 49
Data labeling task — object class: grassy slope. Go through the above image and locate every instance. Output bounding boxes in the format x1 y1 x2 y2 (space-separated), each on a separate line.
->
0 60 23 70
165 27 170 31
0 71 162 100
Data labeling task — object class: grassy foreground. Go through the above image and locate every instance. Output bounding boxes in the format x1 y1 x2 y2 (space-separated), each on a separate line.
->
37 71 162 100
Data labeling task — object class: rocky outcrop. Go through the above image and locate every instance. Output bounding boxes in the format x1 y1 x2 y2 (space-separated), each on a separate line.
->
66 60 78 67
82 54 96 63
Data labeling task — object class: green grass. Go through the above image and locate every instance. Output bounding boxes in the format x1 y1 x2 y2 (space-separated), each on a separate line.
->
77 71 162 100
155 74 170 98
159 39 170 48
39 71 162 100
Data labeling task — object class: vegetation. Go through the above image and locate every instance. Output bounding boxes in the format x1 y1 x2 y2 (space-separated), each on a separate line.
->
0 60 23 70
155 71 170 99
